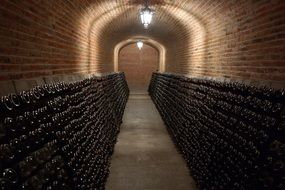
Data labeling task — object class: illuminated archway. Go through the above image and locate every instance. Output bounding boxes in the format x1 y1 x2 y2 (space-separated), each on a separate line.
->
114 36 166 72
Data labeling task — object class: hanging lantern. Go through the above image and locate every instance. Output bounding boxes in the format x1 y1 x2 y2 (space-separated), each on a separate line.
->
139 3 154 29
137 41 144 50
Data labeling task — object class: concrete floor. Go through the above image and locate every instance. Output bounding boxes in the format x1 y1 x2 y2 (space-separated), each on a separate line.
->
106 94 197 190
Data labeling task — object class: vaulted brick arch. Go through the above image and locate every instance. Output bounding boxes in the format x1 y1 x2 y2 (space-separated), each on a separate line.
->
114 36 166 72
118 42 159 93
85 3 195 74
0 0 284 86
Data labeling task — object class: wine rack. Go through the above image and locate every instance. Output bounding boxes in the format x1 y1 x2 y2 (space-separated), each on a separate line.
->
149 72 285 190
0 72 129 190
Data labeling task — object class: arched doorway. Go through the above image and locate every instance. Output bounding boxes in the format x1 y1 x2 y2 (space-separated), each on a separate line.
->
118 43 159 94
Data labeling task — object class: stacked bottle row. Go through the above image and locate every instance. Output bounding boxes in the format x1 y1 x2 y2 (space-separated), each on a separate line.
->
149 72 284 190
0 72 129 190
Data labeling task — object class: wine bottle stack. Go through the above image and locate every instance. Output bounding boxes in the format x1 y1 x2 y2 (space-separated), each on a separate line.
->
149 72 285 190
0 72 129 190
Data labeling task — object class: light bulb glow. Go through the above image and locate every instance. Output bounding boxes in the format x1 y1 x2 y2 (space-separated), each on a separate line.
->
140 6 154 29
137 41 143 50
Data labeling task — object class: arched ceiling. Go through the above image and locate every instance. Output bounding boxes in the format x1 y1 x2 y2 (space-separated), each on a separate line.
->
72 0 208 73
1 0 284 84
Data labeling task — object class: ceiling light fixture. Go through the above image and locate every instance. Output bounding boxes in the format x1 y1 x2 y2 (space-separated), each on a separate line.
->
137 41 144 50
139 0 154 29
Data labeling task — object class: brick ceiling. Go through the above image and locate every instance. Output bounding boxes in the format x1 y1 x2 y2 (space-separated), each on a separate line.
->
1 0 284 84
79 0 208 72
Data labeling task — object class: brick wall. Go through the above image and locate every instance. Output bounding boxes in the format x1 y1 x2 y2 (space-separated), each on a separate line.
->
119 43 159 94
0 0 284 88
170 0 285 88
0 0 118 81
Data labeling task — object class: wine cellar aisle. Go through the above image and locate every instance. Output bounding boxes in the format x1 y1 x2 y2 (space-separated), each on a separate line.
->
0 1 284 189
106 95 197 190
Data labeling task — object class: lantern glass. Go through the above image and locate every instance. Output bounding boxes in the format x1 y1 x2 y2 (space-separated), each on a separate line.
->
140 7 154 28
